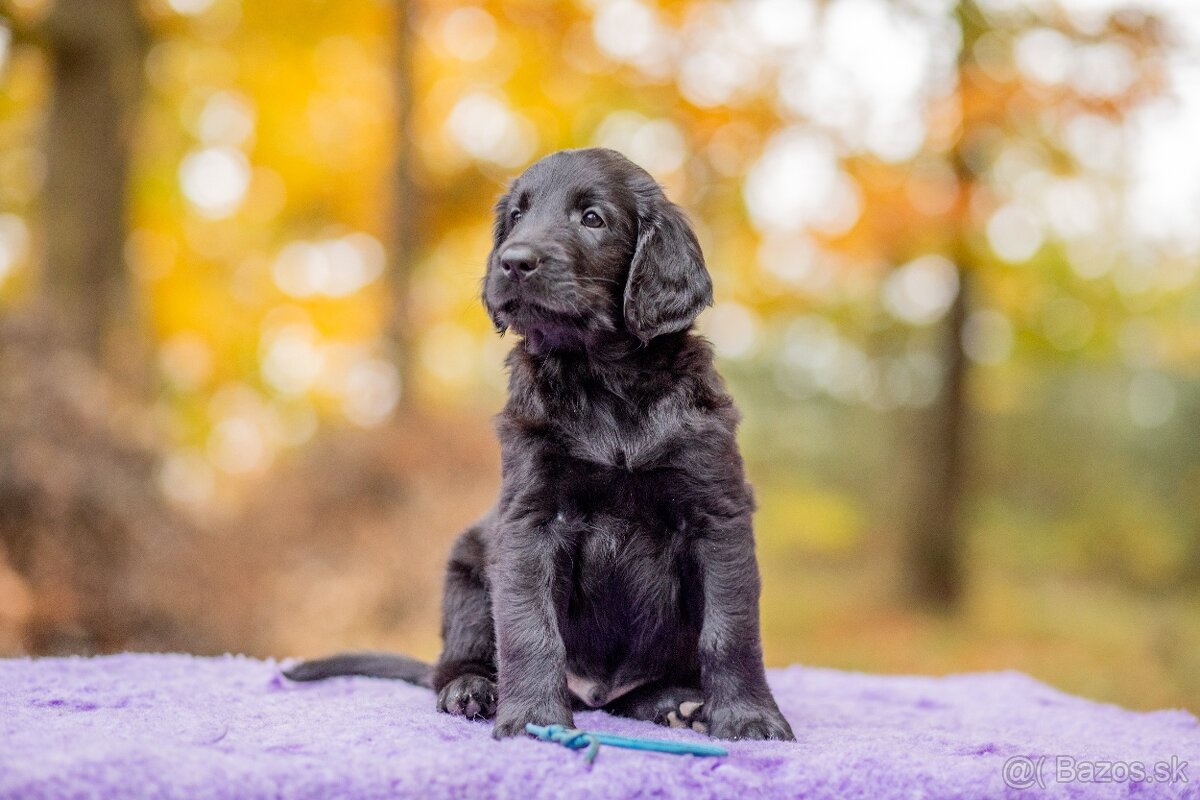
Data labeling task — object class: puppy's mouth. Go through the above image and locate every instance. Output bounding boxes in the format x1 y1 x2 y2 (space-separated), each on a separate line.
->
493 299 593 353
495 299 583 331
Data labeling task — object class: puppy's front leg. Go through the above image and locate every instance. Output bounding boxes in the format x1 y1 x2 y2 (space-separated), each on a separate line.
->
490 514 573 738
694 511 795 741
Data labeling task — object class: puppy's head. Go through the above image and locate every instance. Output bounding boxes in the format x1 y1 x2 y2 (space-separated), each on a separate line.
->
483 148 712 352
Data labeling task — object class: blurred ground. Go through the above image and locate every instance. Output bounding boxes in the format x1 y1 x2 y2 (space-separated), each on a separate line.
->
0 377 1196 712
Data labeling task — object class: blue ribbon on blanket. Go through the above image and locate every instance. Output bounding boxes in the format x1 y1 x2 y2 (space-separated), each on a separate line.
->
524 723 728 764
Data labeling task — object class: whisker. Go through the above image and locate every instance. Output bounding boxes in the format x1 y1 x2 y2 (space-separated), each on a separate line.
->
574 276 622 286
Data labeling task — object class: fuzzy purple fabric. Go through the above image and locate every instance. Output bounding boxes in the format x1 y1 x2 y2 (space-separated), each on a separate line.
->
0 654 1196 799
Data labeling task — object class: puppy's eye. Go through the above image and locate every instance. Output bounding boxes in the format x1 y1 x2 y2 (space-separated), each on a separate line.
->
510 208 522 223
581 210 605 229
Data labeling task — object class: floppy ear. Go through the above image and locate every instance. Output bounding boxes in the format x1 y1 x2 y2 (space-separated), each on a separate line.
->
623 193 713 343
483 192 511 334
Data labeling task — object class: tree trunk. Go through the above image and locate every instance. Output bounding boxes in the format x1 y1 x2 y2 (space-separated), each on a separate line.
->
902 0 982 610
904 273 969 608
386 0 421 405
0 0 193 655
40 0 147 370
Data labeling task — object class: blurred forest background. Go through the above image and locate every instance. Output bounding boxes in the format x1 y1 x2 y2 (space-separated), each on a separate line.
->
0 0 1197 713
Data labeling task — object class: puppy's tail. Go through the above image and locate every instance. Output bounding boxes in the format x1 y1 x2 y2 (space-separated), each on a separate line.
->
283 652 433 688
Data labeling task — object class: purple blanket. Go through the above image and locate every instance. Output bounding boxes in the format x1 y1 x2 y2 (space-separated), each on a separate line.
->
1 654 1195 799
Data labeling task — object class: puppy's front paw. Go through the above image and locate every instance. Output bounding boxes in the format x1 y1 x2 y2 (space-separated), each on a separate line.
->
491 702 573 739
436 674 497 720
706 702 795 741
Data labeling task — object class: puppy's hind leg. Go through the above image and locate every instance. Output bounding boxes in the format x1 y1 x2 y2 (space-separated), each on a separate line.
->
432 522 498 720
607 681 709 734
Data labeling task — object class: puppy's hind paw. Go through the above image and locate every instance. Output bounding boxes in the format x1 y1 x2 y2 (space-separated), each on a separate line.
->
666 699 709 734
436 674 497 720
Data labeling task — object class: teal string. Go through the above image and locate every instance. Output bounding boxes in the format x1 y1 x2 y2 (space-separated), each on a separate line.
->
524 723 728 764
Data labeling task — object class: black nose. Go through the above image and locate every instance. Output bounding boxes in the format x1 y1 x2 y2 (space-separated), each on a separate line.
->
500 245 540 279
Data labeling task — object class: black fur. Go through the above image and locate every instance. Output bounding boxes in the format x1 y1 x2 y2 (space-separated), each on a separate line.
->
284 652 430 685
286 148 794 742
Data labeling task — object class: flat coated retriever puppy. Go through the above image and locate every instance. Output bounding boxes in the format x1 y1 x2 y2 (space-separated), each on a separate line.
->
286 148 794 742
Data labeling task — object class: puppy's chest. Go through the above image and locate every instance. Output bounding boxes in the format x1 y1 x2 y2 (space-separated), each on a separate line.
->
557 395 685 470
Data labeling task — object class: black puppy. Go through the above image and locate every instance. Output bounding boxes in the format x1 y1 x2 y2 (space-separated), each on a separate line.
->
287 148 794 742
